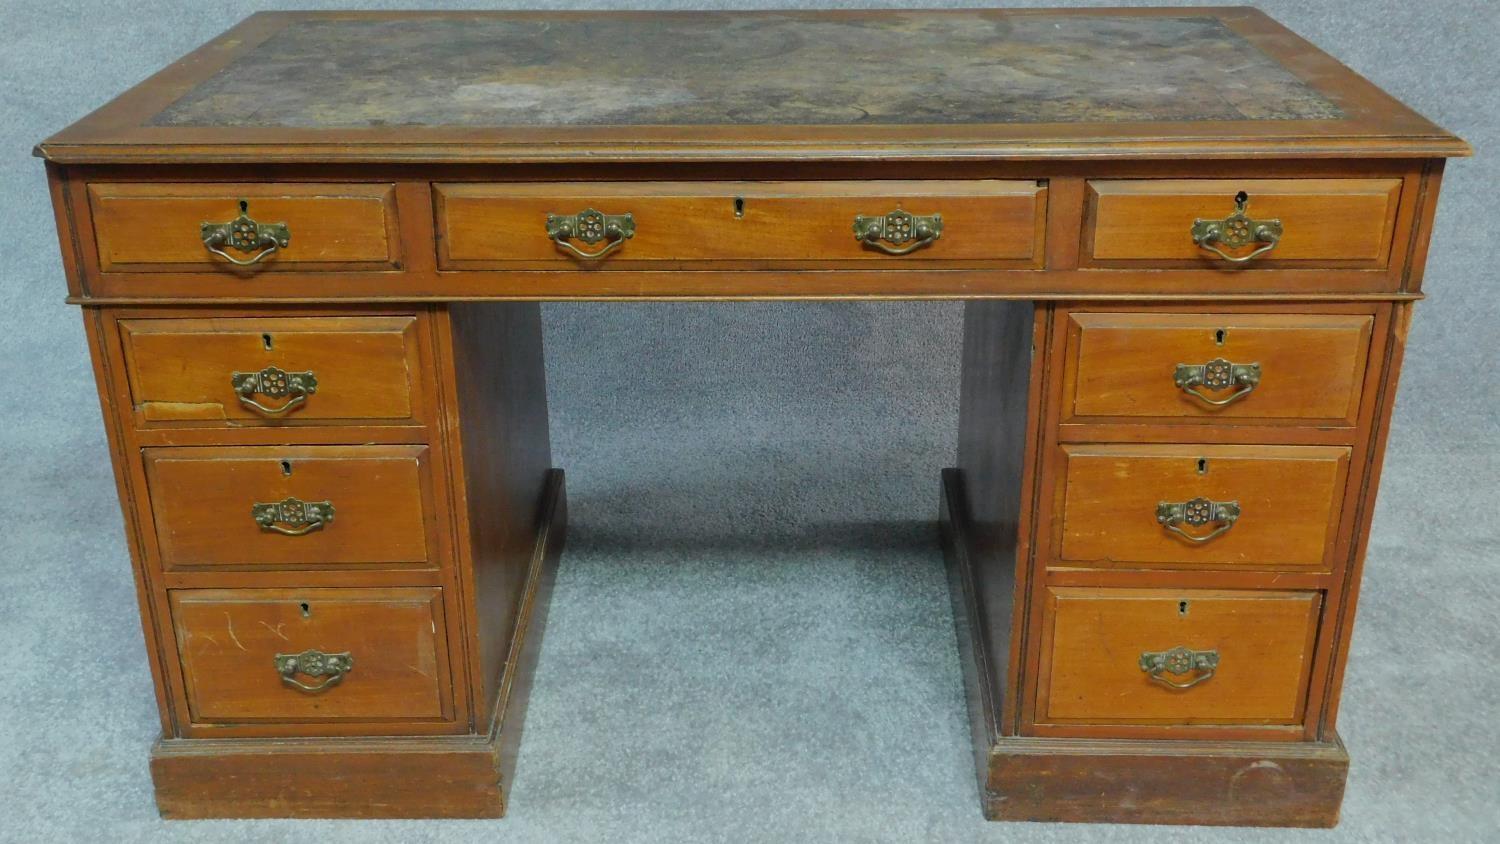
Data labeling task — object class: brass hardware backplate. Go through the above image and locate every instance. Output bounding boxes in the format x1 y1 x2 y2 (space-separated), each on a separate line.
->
546 208 635 245
1157 497 1240 544
252 496 335 536
853 209 943 254
1191 193 1282 262
1176 358 1260 390
274 648 353 693
231 366 318 416
202 212 291 253
233 366 318 400
1139 646 1219 689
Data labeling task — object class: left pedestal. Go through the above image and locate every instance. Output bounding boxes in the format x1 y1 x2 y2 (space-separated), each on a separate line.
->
80 303 562 818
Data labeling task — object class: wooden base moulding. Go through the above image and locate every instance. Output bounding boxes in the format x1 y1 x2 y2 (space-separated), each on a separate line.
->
151 470 567 820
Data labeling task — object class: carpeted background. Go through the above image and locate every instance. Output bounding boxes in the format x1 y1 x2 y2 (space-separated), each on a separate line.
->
1 1 1496 841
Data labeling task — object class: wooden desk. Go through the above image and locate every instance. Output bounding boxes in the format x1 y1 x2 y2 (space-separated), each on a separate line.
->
37 8 1468 827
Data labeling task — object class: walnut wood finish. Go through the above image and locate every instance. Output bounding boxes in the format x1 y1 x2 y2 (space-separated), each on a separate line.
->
170 587 454 726
435 180 1046 269
88 182 400 271
1084 179 1404 267
1054 443 1352 570
1036 588 1322 726
118 315 425 427
1062 312 1375 426
143 445 437 569
38 7 1466 827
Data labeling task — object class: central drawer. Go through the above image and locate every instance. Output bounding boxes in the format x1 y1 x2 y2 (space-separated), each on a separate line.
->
1054 443 1352 570
143 445 436 570
434 180 1047 269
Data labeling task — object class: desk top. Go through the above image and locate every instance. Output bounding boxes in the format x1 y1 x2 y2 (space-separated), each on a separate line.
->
37 8 1467 164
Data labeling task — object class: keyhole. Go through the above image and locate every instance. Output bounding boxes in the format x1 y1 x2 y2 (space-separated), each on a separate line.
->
1197 458 1208 475
280 460 292 476
1214 328 1227 345
262 333 273 351
299 602 311 618
733 196 745 218
239 199 249 213
1179 600 1190 616
1234 190 1248 205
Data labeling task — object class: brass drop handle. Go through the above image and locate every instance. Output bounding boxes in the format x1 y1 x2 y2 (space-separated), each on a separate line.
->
1140 646 1219 689
1157 497 1240 544
231 366 318 416
1191 191 1282 264
546 209 635 260
201 202 290 267
253 496 335 537
854 210 943 255
274 648 353 693
1174 359 1261 407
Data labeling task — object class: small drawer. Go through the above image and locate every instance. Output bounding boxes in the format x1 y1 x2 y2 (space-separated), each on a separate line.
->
1061 311 1376 426
1036 588 1322 725
143 445 436 570
88 183 401 272
118 316 424 427
1055 444 1351 570
1084 179 1402 268
434 180 1046 269
169 588 454 726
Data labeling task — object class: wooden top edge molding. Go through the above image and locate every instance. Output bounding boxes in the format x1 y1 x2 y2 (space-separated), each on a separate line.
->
36 8 1469 165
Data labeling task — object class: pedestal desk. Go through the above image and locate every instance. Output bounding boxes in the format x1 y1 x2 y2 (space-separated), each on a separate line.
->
36 8 1469 826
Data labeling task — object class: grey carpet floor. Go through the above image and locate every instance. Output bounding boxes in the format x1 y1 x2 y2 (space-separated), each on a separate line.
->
2 0 1499 841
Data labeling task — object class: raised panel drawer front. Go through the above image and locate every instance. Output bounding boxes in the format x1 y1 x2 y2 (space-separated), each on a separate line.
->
1056 444 1351 570
143 445 434 569
1037 588 1322 726
1085 179 1403 268
88 183 400 271
169 588 453 725
434 180 1046 268
118 316 422 427
1063 312 1376 426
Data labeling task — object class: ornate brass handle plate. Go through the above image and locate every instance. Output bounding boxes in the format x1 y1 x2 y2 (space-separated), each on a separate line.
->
853 209 943 255
546 208 635 260
1191 192 1282 264
274 648 353 693
201 202 290 266
1174 358 1261 407
252 496 335 536
1157 497 1240 544
1140 646 1219 689
231 366 318 416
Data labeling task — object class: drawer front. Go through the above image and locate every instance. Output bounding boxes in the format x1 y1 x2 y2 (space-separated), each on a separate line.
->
1056 444 1351 569
435 180 1046 268
119 316 423 427
1062 312 1376 425
170 588 453 724
144 445 435 569
1037 588 1322 725
1084 179 1402 267
88 183 400 271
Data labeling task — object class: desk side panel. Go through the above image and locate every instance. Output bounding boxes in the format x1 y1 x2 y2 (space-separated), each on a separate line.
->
951 301 1045 740
439 302 555 722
